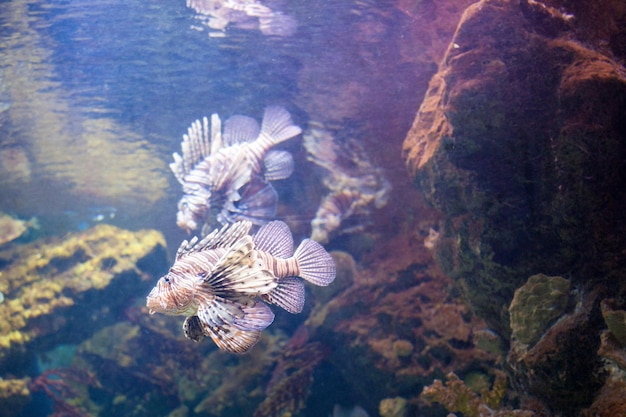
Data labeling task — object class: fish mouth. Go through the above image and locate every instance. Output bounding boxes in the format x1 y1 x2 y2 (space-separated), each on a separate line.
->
176 219 195 234
146 293 162 314
176 211 197 233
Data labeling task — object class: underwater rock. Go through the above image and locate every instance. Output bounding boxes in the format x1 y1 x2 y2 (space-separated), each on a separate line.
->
77 322 143 368
581 370 626 417
589 328 626 416
402 0 626 412
598 330 626 371
71 306 288 417
254 335 327 417
193 330 287 416
402 0 626 336
0 378 30 417
600 298 626 347
507 288 604 414
0 224 167 366
508 274 571 345
378 397 407 417
303 228 498 414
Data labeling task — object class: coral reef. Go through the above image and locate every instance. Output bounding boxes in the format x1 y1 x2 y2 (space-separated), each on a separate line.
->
67 306 289 417
421 371 532 417
0 224 166 363
0 224 167 416
28 368 99 417
254 333 327 417
303 226 499 414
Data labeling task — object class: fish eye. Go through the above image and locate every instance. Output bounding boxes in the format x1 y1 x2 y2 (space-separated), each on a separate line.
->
164 277 170 283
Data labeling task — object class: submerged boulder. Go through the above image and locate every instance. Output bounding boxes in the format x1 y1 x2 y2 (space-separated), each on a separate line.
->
0 224 167 379
402 0 626 414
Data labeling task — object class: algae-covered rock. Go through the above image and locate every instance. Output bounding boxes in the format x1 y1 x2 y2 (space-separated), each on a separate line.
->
379 396 407 417
402 0 626 339
304 229 497 415
509 274 571 345
601 299 626 347
598 330 626 371
421 371 532 417
78 322 142 368
402 0 626 412
0 224 167 365
0 378 30 417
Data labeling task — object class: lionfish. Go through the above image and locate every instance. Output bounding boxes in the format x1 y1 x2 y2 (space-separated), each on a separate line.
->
0 212 38 246
146 220 336 353
170 106 301 234
186 0 298 37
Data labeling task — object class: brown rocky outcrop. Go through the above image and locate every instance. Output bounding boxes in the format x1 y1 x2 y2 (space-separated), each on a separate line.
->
402 0 626 414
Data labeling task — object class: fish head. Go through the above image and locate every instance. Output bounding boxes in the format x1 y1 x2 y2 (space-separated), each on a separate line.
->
176 195 209 233
146 269 196 316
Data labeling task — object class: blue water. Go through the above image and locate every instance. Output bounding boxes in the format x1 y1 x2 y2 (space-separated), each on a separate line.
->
0 1 430 416
1 0 423 245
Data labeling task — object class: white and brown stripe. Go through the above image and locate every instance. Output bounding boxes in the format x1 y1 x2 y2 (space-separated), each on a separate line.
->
255 250 300 279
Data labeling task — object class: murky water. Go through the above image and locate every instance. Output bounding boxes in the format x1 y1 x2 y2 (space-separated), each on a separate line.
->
0 1 437 416
1 0 424 245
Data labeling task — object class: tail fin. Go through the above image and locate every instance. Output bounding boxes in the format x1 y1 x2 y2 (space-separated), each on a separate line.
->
293 239 336 286
260 106 302 145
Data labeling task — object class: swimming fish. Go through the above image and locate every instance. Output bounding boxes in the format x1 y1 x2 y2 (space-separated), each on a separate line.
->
146 220 336 353
186 0 298 37
0 212 38 246
303 124 391 243
170 106 300 234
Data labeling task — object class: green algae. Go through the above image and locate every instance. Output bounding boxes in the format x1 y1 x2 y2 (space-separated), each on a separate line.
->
508 274 571 345
0 224 167 361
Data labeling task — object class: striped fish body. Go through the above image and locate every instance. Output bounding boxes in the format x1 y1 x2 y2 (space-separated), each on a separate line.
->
171 106 300 233
146 220 336 353
251 221 336 314
147 221 279 353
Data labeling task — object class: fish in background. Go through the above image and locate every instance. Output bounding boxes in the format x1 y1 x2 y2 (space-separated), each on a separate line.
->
0 212 38 246
146 220 336 353
170 106 300 235
303 123 391 244
187 0 298 37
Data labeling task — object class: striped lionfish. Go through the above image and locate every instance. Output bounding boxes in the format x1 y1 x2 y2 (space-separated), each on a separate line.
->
186 0 298 37
146 220 336 353
170 106 301 234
